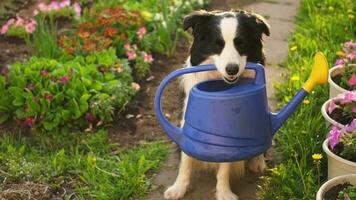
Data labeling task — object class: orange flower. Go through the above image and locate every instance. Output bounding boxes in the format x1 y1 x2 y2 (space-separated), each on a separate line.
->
104 27 118 38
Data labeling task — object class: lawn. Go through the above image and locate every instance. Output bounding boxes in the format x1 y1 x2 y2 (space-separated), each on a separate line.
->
258 0 355 199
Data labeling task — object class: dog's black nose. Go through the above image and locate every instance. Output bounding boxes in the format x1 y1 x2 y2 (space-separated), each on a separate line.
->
226 64 239 75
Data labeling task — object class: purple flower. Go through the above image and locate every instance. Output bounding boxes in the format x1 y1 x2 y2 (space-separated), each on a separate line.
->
0 67 9 75
328 126 342 150
345 119 356 132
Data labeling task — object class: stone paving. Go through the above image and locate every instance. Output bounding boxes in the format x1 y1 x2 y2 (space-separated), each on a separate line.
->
148 0 300 199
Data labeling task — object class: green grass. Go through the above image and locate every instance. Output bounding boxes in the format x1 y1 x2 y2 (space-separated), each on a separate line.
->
0 130 169 199
258 0 354 199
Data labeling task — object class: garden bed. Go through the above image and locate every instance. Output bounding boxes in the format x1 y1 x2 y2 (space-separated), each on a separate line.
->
0 0 207 199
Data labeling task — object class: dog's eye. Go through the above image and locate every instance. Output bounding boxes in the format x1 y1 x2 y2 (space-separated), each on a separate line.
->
234 37 243 47
215 39 224 48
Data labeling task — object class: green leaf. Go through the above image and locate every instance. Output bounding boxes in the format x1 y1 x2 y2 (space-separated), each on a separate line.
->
0 113 9 124
68 99 81 119
91 81 103 91
61 110 71 121
13 97 24 106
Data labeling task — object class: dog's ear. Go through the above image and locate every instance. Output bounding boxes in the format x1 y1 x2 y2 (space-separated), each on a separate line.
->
252 13 270 36
183 10 209 31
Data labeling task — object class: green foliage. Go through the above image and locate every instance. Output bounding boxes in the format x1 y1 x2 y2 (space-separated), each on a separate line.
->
27 15 62 59
258 0 355 199
339 65 356 91
0 48 135 132
338 185 356 200
339 131 356 161
150 0 210 57
0 130 169 199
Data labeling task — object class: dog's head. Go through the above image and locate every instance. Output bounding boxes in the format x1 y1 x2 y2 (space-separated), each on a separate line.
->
184 10 270 84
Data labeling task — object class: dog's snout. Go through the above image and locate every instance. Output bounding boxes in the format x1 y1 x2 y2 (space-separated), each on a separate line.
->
226 64 239 75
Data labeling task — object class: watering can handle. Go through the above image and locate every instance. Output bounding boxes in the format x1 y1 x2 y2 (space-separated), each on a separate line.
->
154 64 217 144
155 63 265 144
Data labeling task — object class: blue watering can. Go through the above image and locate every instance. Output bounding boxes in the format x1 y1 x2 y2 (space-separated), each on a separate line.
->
155 52 328 162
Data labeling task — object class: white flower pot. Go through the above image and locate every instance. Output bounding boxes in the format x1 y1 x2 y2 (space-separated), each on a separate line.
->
329 65 348 99
316 174 356 200
322 139 356 180
321 99 346 129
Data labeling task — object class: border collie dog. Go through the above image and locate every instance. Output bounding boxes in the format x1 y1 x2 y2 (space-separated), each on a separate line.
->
164 10 270 200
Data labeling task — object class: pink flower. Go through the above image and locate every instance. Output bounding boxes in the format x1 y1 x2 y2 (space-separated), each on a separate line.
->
328 126 342 150
132 44 137 50
328 100 336 114
348 75 356 86
38 3 50 12
25 22 36 33
137 26 147 39
24 117 34 127
33 9 39 16
40 70 48 76
1 18 15 34
73 3 81 17
346 53 356 61
339 91 356 104
334 59 344 66
60 76 70 84
49 1 60 10
124 43 131 50
1 24 9 34
127 50 137 60
44 93 53 101
344 40 356 50
15 17 24 26
141 51 154 63
59 0 71 8
353 107 356 113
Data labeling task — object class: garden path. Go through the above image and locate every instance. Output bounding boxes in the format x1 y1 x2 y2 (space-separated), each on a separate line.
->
147 0 300 199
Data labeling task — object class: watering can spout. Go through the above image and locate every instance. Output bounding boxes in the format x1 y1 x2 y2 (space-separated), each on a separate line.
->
270 52 329 134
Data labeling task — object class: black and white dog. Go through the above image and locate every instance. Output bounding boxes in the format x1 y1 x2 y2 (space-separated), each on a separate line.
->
164 10 270 200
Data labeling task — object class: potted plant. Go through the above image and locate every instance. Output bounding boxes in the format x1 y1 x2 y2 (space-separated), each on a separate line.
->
316 174 356 200
322 119 356 179
329 40 356 98
321 91 356 129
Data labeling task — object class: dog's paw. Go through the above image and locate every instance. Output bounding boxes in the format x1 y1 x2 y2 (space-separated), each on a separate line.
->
248 156 266 173
216 190 239 200
164 184 187 200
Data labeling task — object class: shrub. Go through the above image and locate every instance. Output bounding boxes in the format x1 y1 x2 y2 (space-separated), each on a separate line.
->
59 6 154 78
0 48 137 133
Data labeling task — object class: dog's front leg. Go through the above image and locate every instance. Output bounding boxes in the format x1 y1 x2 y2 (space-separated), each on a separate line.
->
216 163 238 200
164 152 193 199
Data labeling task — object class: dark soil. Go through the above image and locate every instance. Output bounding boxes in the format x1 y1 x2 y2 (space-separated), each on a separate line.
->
323 182 351 200
108 39 188 150
329 107 353 125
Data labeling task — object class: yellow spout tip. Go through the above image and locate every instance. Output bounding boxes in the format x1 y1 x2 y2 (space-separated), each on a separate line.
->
303 52 329 93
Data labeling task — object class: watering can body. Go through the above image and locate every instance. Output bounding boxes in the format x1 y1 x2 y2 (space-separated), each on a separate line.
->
155 53 328 162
